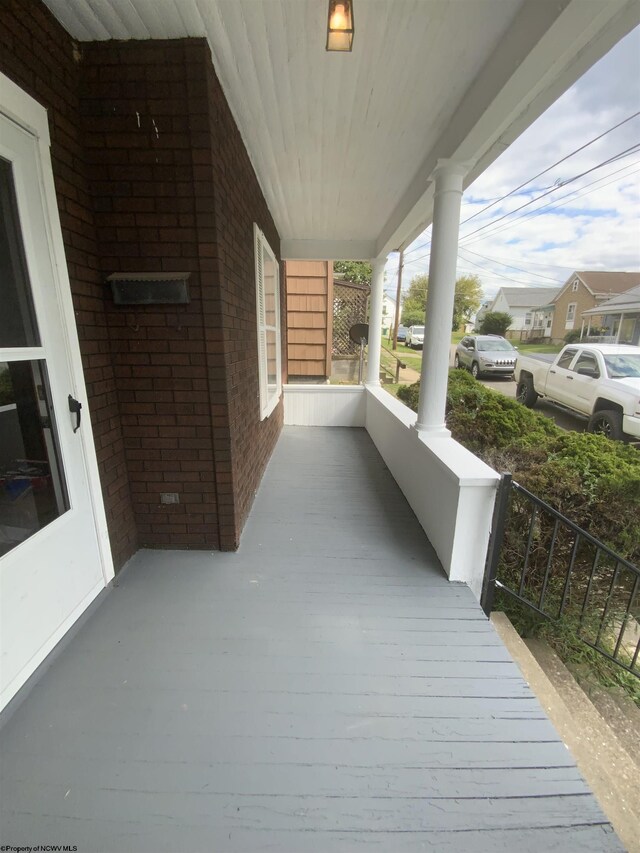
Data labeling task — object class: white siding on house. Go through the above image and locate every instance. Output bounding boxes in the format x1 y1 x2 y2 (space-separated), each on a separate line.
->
381 294 397 333
489 287 560 334
490 292 532 331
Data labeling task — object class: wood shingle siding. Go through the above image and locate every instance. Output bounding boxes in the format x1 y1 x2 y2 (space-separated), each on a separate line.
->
285 260 332 378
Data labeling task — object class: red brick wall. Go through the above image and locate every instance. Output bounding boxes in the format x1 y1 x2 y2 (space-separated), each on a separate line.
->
201 53 285 547
0 0 137 569
80 38 284 550
79 41 222 550
1 4 285 557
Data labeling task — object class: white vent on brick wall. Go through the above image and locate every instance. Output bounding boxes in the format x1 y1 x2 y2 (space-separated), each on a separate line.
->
254 224 282 420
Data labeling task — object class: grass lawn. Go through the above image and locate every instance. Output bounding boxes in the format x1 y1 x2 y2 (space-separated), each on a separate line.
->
381 336 415 355
383 334 562 359
381 383 401 398
516 342 563 354
402 355 423 371
381 338 423 374
381 353 422 380
380 333 562 372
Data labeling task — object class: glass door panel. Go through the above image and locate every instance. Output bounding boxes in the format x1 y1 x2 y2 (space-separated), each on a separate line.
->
0 158 40 347
0 152 69 556
1 89 108 712
0 360 68 556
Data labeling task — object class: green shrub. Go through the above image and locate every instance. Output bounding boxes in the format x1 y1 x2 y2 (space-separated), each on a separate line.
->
564 329 582 343
498 592 640 703
397 381 420 410
477 311 513 335
397 370 640 699
397 370 640 562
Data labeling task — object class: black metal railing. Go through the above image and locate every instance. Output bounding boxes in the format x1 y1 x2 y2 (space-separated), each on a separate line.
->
380 343 406 383
482 473 639 678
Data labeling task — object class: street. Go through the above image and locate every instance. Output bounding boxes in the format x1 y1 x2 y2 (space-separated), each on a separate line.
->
480 375 588 433
448 346 588 434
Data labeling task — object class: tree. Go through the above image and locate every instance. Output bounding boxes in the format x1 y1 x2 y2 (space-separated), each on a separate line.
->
477 311 513 336
401 273 484 330
333 261 372 285
400 274 428 326
452 275 482 331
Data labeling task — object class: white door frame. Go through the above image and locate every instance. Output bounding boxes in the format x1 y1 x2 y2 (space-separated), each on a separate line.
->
0 72 114 588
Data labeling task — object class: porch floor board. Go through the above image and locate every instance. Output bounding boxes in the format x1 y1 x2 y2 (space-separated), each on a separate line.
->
0 427 620 851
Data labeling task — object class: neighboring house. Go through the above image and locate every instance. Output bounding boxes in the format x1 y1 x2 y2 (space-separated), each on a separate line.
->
285 261 333 381
581 284 640 345
473 300 492 329
549 271 640 343
283 262 373 381
381 292 397 335
0 1 636 846
489 286 560 340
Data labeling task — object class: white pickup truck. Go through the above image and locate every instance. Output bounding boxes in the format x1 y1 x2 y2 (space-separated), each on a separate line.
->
514 344 640 440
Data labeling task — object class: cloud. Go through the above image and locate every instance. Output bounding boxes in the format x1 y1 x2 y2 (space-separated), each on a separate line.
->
396 26 640 302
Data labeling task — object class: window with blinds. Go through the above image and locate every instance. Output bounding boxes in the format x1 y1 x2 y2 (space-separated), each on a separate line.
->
254 224 282 419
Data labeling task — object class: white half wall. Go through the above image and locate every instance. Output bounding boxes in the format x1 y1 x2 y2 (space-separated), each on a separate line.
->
284 385 366 427
365 387 499 600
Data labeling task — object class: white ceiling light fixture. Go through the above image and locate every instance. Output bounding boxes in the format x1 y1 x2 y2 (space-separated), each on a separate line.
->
326 0 354 52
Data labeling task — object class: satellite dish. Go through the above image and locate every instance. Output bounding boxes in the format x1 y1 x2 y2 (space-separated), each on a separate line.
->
349 323 369 344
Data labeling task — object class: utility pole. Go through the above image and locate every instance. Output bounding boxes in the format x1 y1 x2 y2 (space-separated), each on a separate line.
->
391 249 404 350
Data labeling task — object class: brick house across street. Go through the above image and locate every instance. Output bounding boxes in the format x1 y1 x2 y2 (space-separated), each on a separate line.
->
549 270 640 342
0 1 638 848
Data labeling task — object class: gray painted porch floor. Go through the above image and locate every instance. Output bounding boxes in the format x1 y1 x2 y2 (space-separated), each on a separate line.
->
0 427 621 851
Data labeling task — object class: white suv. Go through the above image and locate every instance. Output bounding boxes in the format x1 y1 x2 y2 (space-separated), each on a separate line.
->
406 326 425 349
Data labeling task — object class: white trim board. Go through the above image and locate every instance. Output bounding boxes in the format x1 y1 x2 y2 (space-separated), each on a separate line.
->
0 73 114 588
284 385 366 427
364 386 499 599
0 74 115 710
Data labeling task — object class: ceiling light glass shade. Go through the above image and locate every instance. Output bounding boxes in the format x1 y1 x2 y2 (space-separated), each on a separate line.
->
326 1 354 52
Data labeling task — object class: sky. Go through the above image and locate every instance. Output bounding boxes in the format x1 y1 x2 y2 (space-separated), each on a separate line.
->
386 25 640 307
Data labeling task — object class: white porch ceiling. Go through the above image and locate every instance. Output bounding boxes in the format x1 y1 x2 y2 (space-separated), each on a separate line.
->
44 0 639 259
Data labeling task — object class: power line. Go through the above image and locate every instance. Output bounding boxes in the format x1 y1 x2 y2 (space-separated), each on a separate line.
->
398 156 640 278
458 247 561 283
459 110 640 228
461 159 640 246
452 249 574 270
458 142 640 243
456 254 555 287
403 249 432 267
405 111 640 260
403 235 432 259
402 250 544 286
400 159 640 271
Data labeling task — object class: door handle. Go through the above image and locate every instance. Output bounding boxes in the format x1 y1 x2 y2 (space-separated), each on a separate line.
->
566 376 573 380
549 369 556 374
68 395 82 433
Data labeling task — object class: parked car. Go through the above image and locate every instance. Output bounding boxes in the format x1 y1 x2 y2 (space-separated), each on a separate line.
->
396 325 408 343
406 325 425 349
454 334 517 379
515 343 640 441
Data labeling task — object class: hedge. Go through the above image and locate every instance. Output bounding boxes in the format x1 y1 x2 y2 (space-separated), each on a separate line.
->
397 370 640 563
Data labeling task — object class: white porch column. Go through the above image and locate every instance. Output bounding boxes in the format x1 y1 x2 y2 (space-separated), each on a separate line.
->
366 256 387 386
415 160 467 434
